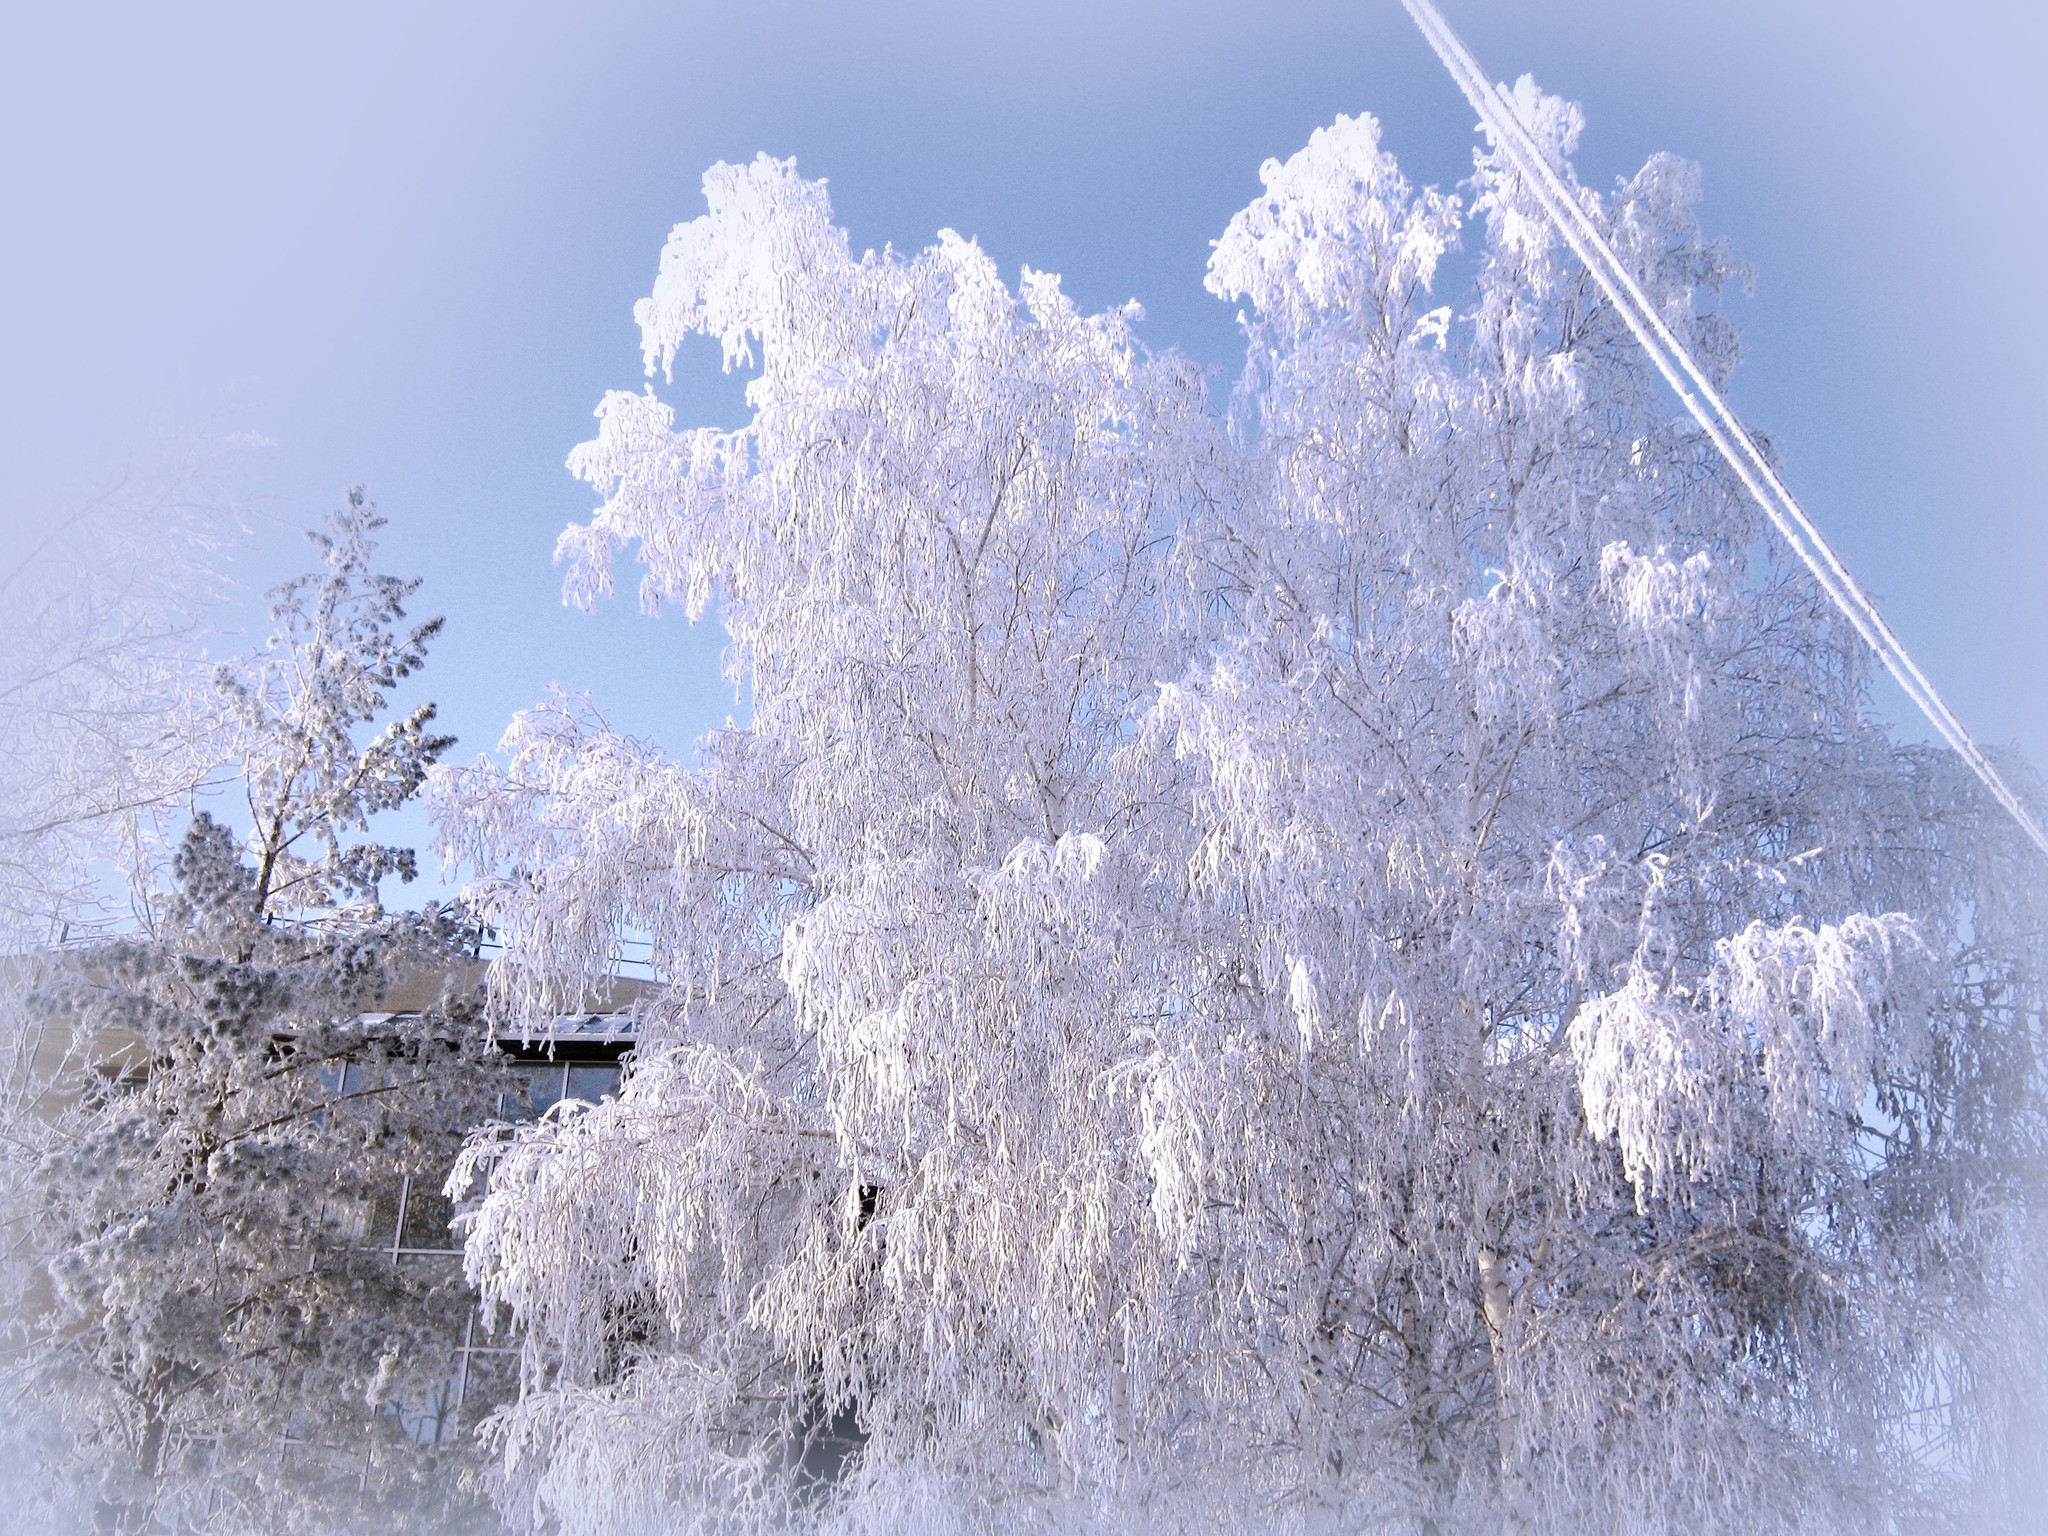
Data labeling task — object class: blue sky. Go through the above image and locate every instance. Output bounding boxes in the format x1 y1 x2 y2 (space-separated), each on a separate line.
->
5 0 2045 879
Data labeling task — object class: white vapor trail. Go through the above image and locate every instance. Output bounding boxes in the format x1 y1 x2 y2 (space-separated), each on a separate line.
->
1401 0 2048 861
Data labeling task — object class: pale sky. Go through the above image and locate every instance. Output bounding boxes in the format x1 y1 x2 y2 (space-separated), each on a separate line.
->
5 0 2044 850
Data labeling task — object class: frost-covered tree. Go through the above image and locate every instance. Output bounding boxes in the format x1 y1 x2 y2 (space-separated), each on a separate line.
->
0 468 235 951
434 93 2047 1536
4 494 513 1536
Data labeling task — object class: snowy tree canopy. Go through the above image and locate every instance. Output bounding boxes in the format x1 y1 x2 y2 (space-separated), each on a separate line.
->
435 93 2047 1535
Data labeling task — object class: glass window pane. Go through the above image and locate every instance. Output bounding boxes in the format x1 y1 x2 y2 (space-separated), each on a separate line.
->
319 1193 373 1246
363 1183 405 1252
527 1063 567 1117
501 1063 566 1121
395 1376 461 1446
400 1184 458 1251
566 1063 620 1105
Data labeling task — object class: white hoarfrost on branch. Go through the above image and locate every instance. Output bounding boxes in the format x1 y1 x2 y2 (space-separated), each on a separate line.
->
433 103 2047 1535
0 470 235 949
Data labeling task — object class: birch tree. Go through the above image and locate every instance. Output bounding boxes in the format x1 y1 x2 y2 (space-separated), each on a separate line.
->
435 91 2047 1536
0 470 233 951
